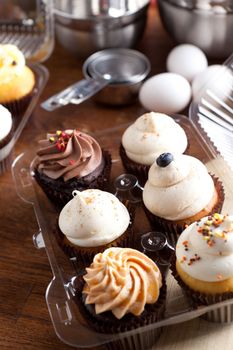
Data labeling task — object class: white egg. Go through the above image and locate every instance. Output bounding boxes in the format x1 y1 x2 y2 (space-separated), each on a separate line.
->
192 65 233 102
166 44 208 82
139 73 192 114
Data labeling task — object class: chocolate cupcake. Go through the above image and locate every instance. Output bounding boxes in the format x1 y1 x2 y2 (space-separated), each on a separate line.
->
74 247 166 349
120 112 188 185
0 105 14 174
143 153 224 246
0 44 35 118
171 214 233 323
33 129 112 208
57 189 133 265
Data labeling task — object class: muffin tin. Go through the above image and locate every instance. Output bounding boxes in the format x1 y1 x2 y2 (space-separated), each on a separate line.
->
11 114 233 349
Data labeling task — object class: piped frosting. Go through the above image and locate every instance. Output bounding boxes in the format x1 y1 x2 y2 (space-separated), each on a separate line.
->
176 214 233 282
59 189 130 247
83 247 162 319
122 112 187 165
36 129 103 181
143 153 215 221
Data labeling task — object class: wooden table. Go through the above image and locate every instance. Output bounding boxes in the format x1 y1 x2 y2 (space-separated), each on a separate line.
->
1 4 232 350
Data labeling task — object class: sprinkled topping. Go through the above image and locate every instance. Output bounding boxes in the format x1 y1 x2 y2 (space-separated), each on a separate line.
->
180 256 187 263
187 254 201 266
196 214 230 247
49 130 73 152
11 60 17 66
182 240 189 251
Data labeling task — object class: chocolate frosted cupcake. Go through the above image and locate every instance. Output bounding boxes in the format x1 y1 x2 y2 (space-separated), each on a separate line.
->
74 247 166 349
0 105 14 174
0 44 35 117
120 112 188 185
33 129 111 208
143 153 224 245
57 189 133 265
172 214 233 323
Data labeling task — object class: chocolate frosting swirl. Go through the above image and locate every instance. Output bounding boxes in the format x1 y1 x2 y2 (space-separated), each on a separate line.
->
36 129 103 182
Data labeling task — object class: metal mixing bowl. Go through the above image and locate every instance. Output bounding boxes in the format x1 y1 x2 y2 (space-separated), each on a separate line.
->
157 0 233 58
54 0 150 58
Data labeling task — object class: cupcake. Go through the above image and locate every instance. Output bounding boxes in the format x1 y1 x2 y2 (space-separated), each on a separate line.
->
0 105 14 174
0 44 35 117
33 129 112 208
143 152 224 245
57 189 133 264
172 213 233 323
74 247 166 349
120 112 188 185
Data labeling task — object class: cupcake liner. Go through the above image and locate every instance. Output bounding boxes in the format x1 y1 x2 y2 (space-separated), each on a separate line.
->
55 215 135 267
144 175 225 247
0 150 13 175
170 256 233 323
2 90 34 122
119 144 150 187
73 274 166 336
105 327 162 350
34 150 112 209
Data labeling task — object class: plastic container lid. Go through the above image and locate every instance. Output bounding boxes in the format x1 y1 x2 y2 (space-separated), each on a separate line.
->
0 0 54 63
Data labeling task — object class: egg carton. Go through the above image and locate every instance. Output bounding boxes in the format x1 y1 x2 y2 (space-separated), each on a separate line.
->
189 52 233 172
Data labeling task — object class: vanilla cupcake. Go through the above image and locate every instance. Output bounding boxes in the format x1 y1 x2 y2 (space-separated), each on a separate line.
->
143 152 224 244
0 44 35 116
57 189 133 264
120 112 188 185
74 247 166 349
172 214 233 323
0 105 14 174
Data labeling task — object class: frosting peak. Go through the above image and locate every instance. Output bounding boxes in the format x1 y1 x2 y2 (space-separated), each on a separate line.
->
36 129 103 181
122 112 187 166
143 154 215 221
176 214 233 282
83 247 162 319
59 189 130 247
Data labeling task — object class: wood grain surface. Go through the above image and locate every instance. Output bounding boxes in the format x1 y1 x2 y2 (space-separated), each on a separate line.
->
1 3 232 350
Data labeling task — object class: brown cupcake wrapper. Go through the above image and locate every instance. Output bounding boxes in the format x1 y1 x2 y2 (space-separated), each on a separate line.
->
119 144 150 187
2 90 34 121
0 150 13 175
170 256 233 323
34 149 112 209
144 175 225 247
73 274 166 334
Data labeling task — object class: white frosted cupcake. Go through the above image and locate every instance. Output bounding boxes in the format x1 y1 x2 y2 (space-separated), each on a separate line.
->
172 214 233 323
0 105 14 174
57 189 133 264
143 152 224 244
120 112 188 185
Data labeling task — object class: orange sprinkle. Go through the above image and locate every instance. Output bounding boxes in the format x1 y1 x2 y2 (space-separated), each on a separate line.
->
217 274 223 280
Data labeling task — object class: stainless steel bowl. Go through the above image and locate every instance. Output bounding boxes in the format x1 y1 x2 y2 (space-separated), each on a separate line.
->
54 0 150 58
157 0 233 58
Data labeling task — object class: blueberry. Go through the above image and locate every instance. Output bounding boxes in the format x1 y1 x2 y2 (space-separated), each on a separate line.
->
156 153 174 167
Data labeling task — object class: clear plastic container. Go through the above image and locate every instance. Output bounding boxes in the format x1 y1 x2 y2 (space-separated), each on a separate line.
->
11 115 233 349
0 0 53 173
0 0 54 63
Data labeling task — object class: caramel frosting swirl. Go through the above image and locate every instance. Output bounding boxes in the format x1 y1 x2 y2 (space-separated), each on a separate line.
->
83 247 162 319
36 129 103 181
